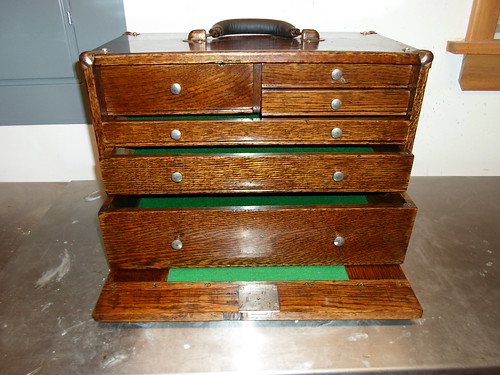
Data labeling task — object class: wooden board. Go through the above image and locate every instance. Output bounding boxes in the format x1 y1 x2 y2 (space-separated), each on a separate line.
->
93 265 422 321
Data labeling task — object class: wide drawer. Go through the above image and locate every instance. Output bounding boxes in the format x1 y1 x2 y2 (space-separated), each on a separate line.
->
99 193 417 269
98 64 255 115
262 89 410 116
262 63 414 88
101 146 413 194
101 117 410 146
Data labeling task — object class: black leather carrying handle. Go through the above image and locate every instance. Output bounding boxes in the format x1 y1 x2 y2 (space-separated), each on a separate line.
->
209 19 301 38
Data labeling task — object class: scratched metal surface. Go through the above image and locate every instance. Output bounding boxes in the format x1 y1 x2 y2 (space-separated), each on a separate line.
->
0 178 499 374
0 182 66 271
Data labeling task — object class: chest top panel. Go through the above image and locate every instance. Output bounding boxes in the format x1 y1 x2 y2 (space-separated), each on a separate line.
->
81 32 431 66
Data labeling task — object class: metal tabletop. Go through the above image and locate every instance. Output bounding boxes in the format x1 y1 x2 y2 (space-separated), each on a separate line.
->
1 177 499 374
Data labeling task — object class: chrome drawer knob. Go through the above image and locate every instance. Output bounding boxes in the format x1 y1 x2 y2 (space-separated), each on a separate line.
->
334 235 345 247
331 127 343 138
170 83 182 95
170 129 182 140
171 171 183 183
331 68 343 81
331 98 342 110
333 171 344 182
171 238 183 250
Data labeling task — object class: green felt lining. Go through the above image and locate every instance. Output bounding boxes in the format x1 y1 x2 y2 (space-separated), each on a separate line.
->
133 146 374 154
167 265 349 282
138 194 368 208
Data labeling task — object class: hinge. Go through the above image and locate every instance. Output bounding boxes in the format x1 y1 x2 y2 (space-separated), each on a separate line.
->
66 11 73 25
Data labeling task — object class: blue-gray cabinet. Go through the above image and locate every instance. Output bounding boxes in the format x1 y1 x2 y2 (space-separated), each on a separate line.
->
0 0 126 125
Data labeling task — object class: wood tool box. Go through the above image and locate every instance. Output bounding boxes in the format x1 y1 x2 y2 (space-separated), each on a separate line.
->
80 19 432 321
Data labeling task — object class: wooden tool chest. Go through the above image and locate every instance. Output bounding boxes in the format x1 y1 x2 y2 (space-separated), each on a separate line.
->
81 22 432 321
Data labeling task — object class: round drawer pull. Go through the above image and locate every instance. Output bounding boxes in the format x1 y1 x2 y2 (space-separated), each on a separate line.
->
331 127 343 138
331 98 343 110
170 129 182 140
171 238 183 250
331 68 343 81
334 235 345 247
333 171 345 182
170 83 182 95
171 171 183 183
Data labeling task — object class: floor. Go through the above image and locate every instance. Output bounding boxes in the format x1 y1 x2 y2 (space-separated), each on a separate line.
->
0 177 499 374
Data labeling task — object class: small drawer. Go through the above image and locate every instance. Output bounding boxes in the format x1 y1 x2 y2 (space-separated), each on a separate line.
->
262 63 413 88
99 192 417 269
98 64 255 115
262 89 411 116
101 117 410 146
101 146 413 195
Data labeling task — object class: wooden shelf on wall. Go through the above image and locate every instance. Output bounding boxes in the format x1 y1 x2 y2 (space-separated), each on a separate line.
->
447 40 500 55
446 0 500 91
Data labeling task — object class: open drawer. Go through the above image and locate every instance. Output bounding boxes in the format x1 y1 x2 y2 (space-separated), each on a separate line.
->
99 192 417 268
101 146 414 194
93 264 422 321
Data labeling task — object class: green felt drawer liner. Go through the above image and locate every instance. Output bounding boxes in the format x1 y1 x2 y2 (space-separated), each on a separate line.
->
133 146 374 154
138 194 369 208
167 265 349 282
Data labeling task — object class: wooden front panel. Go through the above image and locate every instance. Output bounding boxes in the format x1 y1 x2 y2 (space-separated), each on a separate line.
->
262 89 411 116
101 151 413 194
93 278 422 322
262 63 413 88
102 118 410 146
99 64 254 115
100 197 416 268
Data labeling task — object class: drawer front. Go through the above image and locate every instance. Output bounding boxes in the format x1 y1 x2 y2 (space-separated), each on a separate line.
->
101 150 413 194
99 194 416 268
102 118 410 146
262 63 413 88
99 64 255 115
262 89 410 116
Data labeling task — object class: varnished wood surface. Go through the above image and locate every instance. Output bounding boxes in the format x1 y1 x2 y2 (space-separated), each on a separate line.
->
459 55 500 90
99 64 255 115
93 266 422 321
101 151 413 194
88 32 422 66
405 64 429 151
102 118 411 146
465 0 500 41
262 63 413 88
262 89 410 116
447 40 500 55
99 193 416 268
78 32 432 321
345 264 406 279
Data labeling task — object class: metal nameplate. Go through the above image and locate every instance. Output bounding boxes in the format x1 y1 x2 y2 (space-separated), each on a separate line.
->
238 284 280 317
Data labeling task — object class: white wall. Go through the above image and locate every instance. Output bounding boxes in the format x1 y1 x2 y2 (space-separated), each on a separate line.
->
1 0 499 181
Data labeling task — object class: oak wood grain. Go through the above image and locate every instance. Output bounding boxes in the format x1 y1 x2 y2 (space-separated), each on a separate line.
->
99 194 416 268
101 151 413 194
345 264 406 279
93 276 422 321
262 89 410 116
102 118 410 146
99 64 254 115
262 63 413 88
80 32 431 321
